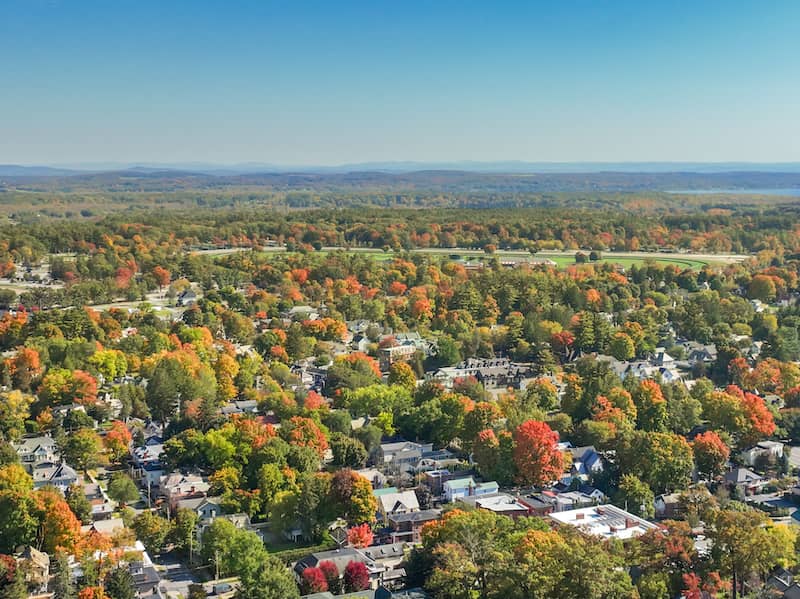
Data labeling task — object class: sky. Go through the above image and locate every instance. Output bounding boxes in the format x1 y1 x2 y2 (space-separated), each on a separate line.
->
1 0 799 166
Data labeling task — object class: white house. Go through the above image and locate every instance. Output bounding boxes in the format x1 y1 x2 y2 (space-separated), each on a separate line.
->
740 441 784 467
377 489 420 524
443 477 499 503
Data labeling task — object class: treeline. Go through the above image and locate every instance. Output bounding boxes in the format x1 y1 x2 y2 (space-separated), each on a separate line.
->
3 206 800 265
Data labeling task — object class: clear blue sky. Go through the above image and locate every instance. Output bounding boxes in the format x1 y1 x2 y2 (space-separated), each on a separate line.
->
1 0 798 165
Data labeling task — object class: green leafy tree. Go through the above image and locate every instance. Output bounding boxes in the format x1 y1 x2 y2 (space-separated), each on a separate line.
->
329 433 367 468
170 507 199 558
65 483 92 524
609 332 636 361
618 431 694 494
104 566 135 599
237 556 300 599
614 474 654 519
709 509 797 597
131 510 171 555
107 473 140 506
51 551 76 599
61 428 102 471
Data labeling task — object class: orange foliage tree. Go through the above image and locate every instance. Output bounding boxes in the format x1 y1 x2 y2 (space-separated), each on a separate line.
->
512 420 564 486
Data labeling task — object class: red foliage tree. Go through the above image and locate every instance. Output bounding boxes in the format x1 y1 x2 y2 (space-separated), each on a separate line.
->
343 560 370 592
740 391 776 445
71 370 98 405
726 385 777 445
303 390 326 411
512 420 564 486
281 416 329 458
3 347 42 392
388 281 407 296
152 266 171 289
691 431 730 478
35 487 82 553
104 420 133 463
472 428 500 477
347 523 374 548
318 560 340 593
300 567 328 594
78 587 108 599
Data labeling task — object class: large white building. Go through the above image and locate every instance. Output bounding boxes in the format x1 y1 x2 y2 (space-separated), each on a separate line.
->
548 504 658 540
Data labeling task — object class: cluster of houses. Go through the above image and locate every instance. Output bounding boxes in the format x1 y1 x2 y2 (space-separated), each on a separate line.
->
9 433 163 598
6 285 799 598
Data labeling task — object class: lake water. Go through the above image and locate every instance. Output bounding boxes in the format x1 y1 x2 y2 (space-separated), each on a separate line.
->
667 188 800 197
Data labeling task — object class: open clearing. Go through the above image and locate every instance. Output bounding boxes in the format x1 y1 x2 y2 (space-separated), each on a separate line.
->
248 246 745 270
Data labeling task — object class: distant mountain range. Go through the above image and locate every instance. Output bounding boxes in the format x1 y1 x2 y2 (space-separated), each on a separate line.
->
4 161 800 177
2 163 800 195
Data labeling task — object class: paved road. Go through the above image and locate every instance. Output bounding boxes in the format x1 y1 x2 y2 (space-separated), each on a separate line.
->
788 446 800 470
155 554 200 599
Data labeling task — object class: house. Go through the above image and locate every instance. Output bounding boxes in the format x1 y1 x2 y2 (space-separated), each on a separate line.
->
565 446 604 481
766 568 800 599
740 441 784 467
83 481 114 521
377 489 420 523
549 504 658 540
457 492 531 518
352 333 372 354
176 496 252 546
379 344 417 371
443 477 499 503
131 442 165 490
52 402 92 424
360 543 408 589
356 468 388 489
415 449 458 474
387 509 441 543
128 560 163 598
516 493 555 517
220 399 259 417
294 547 384 590
13 435 59 471
176 496 225 521
724 467 766 494
423 469 460 498
160 473 210 510
177 289 198 307
685 342 717 365
652 348 676 367
379 441 433 475
16 547 50 594
426 358 512 389
31 461 79 492
655 493 683 519
286 305 320 321
81 517 126 537
543 487 605 512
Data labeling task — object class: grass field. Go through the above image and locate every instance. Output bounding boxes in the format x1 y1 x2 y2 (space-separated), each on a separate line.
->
259 247 720 270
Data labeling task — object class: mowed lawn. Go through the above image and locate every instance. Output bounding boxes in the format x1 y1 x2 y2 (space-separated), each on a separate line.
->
264 247 716 270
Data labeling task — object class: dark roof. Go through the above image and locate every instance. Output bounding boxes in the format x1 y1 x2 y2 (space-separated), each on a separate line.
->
724 467 764 484
388 509 442 524
569 446 598 461
130 562 161 590
294 547 369 576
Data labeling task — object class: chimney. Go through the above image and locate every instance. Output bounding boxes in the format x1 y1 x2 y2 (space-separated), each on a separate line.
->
575 513 584 520
625 518 637 529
